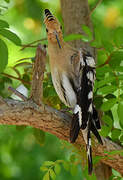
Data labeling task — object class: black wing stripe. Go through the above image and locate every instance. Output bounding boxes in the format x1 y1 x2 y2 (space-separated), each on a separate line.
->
92 106 101 130
70 112 80 143
90 121 103 144
87 124 93 175
80 66 94 129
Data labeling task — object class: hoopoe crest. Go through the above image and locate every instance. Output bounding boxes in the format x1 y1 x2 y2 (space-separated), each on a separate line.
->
44 9 103 175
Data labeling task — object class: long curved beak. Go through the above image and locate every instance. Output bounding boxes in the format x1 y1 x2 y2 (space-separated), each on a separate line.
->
54 31 61 49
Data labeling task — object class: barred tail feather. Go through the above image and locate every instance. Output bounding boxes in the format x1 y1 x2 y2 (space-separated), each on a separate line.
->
70 105 81 143
90 121 103 145
87 130 93 175
70 52 103 174
92 106 101 130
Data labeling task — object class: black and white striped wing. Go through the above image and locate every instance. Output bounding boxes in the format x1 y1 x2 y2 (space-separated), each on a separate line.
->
70 52 101 141
70 52 102 174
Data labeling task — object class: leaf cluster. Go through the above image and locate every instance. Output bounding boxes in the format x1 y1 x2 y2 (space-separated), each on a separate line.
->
0 19 21 73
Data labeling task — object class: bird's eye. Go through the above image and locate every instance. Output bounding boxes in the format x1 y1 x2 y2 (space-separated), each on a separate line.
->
46 28 48 33
60 25 62 30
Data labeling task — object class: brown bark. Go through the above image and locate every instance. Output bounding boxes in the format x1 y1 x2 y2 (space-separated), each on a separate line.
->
60 0 95 56
60 0 112 179
94 163 112 180
31 44 46 104
0 98 123 176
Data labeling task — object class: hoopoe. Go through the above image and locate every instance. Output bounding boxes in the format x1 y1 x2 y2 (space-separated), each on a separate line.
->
44 9 103 175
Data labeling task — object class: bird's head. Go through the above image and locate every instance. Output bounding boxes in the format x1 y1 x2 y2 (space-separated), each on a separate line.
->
44 9 63 48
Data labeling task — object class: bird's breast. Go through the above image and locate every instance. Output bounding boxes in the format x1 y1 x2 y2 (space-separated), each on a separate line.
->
51 68 77 108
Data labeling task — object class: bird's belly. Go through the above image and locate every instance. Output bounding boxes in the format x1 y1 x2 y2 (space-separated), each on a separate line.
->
51 68 77 108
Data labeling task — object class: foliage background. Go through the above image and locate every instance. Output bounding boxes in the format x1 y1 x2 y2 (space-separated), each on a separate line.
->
0 0 123 179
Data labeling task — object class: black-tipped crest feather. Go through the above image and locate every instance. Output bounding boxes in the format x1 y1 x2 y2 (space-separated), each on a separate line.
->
45 9 52 16
45 9 54 21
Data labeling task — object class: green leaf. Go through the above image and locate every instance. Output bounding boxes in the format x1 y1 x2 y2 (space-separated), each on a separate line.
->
120 135 123 143
117 102 123 129
104 94 116 100
100 125 111 137
105 110 114 120
101 40 114 53
111 129 121 141
97 85 117 95
90 28 102 48
114 27 123 47
115 66 123 72
43 161 54 167
101 98 117 111
43 172 50 180
4 0 10 3
94 96 103 109
14 62 32 68
54 164 61 175
109 51 123 69
102 115 113 129
0 29 21 46
33 129 45 146
70 164 77 176
63 161 69 171
64 34 83 42
119 74 123 80
0 39 8 73
81 36 91 42
96 65 112 77
69 154 76 162
16 125 26 131
96 76 116 88
82 25 92 41
0 19 9 28
112 168 122 177
49 169 56 180
97 50 107 66
40 166 48 172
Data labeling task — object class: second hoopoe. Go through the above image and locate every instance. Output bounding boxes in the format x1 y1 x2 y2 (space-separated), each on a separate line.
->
44 9 103 175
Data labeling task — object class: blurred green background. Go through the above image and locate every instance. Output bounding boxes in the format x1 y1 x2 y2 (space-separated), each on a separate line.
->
0 0 123 179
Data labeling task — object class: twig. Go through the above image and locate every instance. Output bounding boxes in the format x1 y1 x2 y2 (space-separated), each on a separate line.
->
21 38 47 51
2 73 31 85
97 55 111 68
20 45 39 50
8 86 28 101
16 57 33 62
89 0 103 16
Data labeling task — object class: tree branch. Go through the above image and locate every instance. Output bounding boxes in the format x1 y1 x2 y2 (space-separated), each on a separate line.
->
21 38 47 51
2 72 31 85
0 98 123 175
8 86 28 101
31 44 46 104
89 0 103 16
